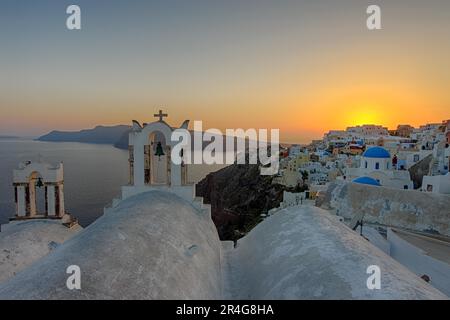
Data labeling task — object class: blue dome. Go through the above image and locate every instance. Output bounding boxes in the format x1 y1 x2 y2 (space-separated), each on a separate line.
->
362 147 390 158
352 176 381 186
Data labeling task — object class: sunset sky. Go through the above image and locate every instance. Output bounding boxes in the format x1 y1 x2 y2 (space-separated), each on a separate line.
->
1 0 449 143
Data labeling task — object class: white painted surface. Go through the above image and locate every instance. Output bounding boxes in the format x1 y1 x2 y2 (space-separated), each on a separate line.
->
47 185 56 216
0 191 221 299
14 162 64 183
225 205 447 299
17 186 26 216
0 220 81 284
388 228 450 297
58 184 65 215
355 225 390 255
422 173 450 194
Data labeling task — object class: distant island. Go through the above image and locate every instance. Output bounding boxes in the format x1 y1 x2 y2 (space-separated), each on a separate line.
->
37 124 292 151
37 125 131 150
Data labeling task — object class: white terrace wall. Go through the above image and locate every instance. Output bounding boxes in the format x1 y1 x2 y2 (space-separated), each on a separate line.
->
316 181 450 236
388 228 450 297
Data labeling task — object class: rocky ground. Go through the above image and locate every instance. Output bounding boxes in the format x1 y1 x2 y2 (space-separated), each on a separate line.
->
196 163 295 241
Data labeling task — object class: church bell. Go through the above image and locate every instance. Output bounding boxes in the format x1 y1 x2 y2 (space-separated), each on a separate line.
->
154 142 165 159
36 177 44 188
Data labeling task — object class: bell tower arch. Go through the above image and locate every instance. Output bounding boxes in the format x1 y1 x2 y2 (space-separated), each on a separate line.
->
128 111 189 188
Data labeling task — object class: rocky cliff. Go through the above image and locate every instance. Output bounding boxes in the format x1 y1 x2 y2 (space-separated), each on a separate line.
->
196 164 289 241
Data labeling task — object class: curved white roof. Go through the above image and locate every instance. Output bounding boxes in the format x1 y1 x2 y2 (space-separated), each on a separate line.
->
0 220 81 284
225 205 447 299
0 191 222 299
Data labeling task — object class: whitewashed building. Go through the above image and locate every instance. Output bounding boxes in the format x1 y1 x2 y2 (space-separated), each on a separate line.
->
422 173 450 194
345 146 414 190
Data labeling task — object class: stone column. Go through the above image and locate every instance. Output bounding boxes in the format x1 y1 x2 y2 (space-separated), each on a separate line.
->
181 162 187 185
28 181 37 216
128 146 134 185
47 185 56 216
134 143 145 187
16 185 27 217
57 184 65 216
170 147 183 187
145 145 151 184
166 146 172 186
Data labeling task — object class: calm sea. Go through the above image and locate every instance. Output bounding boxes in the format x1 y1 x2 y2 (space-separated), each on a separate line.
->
0 139 227 227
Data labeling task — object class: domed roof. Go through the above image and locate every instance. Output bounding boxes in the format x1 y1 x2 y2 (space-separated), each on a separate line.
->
0 220 82 283
362 146 390 158
230 205 446 299
0 191 222 299
352 176 381 186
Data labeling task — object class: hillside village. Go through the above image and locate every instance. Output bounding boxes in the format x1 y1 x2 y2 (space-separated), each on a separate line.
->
275 120 450 197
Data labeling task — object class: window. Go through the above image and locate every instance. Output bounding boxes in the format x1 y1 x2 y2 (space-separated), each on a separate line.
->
375 162 380 170
365 161 368 168
403 185 408 190
413 154 419 162
427 184 433 192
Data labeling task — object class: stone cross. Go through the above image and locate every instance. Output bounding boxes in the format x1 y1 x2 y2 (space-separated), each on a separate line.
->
154 110 168 122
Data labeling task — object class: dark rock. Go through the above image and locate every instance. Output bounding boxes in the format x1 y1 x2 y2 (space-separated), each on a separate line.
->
196 163 288 241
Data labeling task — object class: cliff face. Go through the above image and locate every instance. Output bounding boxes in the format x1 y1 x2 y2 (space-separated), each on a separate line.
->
196 164 285 241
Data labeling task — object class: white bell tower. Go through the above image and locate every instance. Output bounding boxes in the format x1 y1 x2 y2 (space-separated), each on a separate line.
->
11 160 75 225
119 110 195 203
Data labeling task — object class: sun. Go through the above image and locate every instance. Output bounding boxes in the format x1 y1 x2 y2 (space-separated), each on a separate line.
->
346 105 383 127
